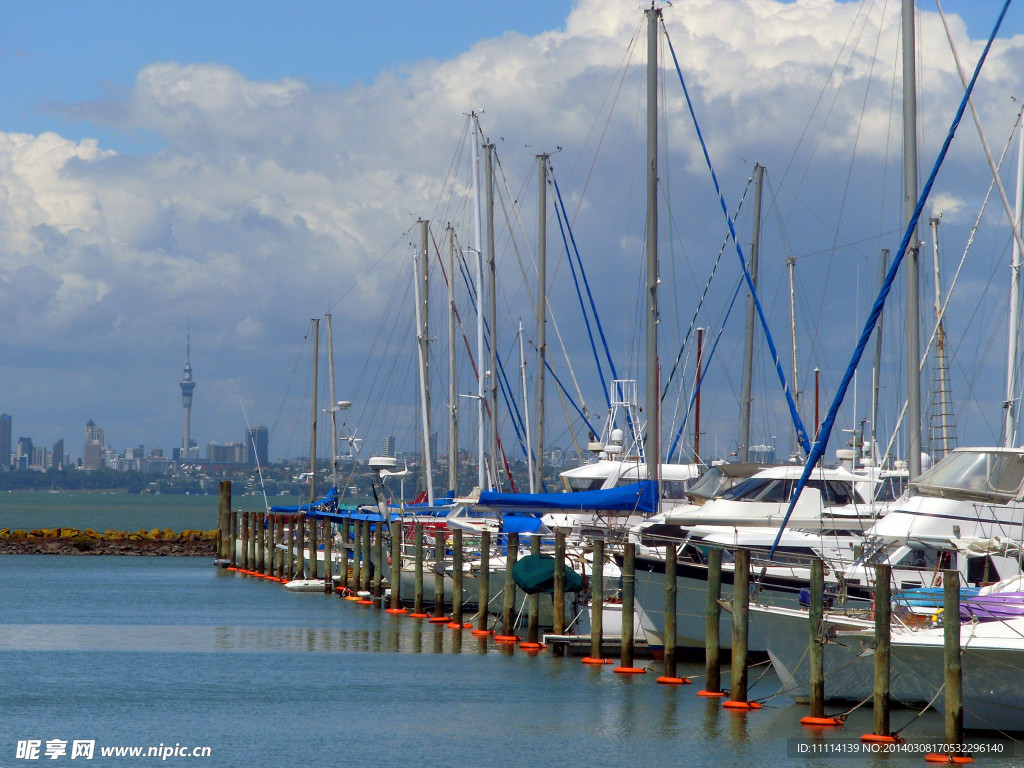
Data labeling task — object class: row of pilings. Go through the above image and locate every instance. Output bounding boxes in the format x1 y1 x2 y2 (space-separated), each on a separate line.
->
214 481 970 762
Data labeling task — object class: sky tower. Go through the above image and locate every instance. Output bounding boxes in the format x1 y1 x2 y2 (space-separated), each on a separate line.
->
179 329 196 458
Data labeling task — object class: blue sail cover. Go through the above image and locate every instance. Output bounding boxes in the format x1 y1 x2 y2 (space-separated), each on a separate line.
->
477 480 658 515
269 486 339 514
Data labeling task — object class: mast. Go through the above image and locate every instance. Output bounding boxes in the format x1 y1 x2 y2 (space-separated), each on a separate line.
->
414 219 435 505
903 0 922 479
447 225 458 493
644 5 660 491
533 153 548 493
520 320 535 493
872 249 889 465
694 327 703 465
327 313 339 490
309 317 319 505
929 216 952 458
787 254 800 458
740 164 764 462
486 142 498 490
1004 120 1024 446
471 115 486 491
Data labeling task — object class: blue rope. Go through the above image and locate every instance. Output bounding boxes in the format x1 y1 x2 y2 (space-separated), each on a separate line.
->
551 177 610 407
767 0 1011 559
664 25 811 457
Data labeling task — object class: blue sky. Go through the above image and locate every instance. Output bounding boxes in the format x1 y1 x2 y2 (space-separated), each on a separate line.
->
3 0 1024 468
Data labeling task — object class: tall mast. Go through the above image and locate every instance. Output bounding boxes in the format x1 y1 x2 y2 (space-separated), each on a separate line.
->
903 0 922 479
533 153 548 493
644 5 660 491
486 141 498 490
929 216 951 459
327 313 339 490
787 254 799 458
694 327 703 465
309 317 319 504
872 249 889 464
1004 120 1024 446
519 320 535 493
740 164 764 462
447 225 458 493
414 219 435 505
471 115 486 490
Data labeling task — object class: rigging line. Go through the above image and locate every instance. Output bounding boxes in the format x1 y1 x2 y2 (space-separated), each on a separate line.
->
430 116 473 226
661 174 754 399
667 277 745 461
769 0 1012 560
663 23 811 456
879 115 1018 466
566 15 644 224
325 230 410 316
551 168 614 401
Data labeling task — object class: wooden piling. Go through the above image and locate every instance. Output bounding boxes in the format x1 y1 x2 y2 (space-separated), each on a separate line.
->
808 559 825 717
618 542 637 671
477 531 490 632
217 481 231 561
501 532 519 636
241 509 250 571
413 522 424 614
872 563 891 737
373 519 384 602
700 547 723 695
942 569 964 753
553 531 566 635
589 536 604 660
389 520 401 609
228 508 238 568
338 517 349 592
296 515 306 580
729 548 751 704
309 514 319 581
352 520 363 590
433 529 445 619
452 528 464 625
664 542 678 678
527 535 540 644
256 513 266 575
361 519 372 592
323 518 333 592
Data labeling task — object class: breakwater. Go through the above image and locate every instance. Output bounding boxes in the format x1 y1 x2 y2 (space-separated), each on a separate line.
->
0 527 216 555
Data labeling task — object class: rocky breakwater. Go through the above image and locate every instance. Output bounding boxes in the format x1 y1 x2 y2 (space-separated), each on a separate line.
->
0 527 217 556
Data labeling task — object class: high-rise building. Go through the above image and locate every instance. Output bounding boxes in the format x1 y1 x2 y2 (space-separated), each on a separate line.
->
245 425 269 466
83 420 104 470
52 439 65 471
16 437 32 470
0 413 11 469
382 434 396 457
179 330 196 456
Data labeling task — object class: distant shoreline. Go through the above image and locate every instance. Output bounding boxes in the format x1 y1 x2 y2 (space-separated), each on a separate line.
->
0 528 217 556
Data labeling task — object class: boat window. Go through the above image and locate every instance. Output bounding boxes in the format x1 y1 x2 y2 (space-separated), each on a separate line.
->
720 477 775 501
823 480 857 507
687 467 730 498
874 476 907 502
564 477 606 492
751 546 816 566
756 479 793 503
913 449 1024 500
659 480 691 499
966 555 998 586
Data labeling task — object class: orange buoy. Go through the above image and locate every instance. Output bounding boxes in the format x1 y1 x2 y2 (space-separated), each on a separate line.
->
924 754 974 764
519 642 545 651
471 629 492 637
613 667 647 675
356 599 374 606
446 622 473 630
696 690 726 697
722 700 763 710
860 734 903 744
800 716 844 727
656 676 691 685
385 608 407 614
407 613 430 619
581 657 613 665
344 595 361 601
428 616 450 624
493 635 520 643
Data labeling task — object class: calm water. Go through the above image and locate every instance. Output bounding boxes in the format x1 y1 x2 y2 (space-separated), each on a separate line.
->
0 490 292 531
2 556 1018 768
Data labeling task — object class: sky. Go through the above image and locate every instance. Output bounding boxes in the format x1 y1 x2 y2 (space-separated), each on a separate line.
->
2 0 1024 468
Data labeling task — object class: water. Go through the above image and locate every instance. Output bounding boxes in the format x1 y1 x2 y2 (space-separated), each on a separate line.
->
0 490 293 532
3 556 1017 768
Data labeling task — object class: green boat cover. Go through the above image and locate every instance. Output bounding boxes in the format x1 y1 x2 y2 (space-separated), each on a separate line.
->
512 554 585 594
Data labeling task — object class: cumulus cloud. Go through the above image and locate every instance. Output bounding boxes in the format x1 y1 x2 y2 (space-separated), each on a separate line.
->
2 0 1023 455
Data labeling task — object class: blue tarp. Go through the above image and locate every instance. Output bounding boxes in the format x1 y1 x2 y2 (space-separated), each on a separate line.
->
477 480 658 514
269 486 338 514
